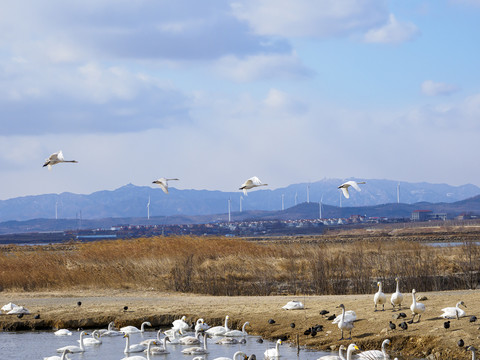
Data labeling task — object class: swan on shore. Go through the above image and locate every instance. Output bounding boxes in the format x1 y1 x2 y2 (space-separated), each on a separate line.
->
121 321 151 334
338 180 366 199
264 339 282 359
336 304 354 340
123 333 147 353
390 277 404 311
239 177 267 196
181 333 209 355
43 150 78 170
466 346 477 360
122 339 157 360
282 300 304 310
357 339 391 360
206 315 230 336
44 349 72 360
56 331 88 353
410 289 426 323
152 178 179 194
441 301 467 319
374 281 387 311
224 321 250 337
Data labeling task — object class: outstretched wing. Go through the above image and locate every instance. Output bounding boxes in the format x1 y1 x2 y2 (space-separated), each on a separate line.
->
340 187 350 199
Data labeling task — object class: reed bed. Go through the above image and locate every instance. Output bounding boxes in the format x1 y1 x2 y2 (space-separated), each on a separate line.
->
0 236 478 295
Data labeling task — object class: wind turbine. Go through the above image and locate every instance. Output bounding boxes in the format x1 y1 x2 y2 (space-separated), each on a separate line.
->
281 194 285 211
147 196 151 220
240 195 243 212
228 198 231 222
307 184 310 203
294 192 298 206
397 182 400 204
319 195 323 219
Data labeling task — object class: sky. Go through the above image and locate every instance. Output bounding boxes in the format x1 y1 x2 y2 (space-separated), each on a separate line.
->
1 0 480 200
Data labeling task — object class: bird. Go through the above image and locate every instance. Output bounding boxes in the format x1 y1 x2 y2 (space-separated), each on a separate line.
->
256 338 263 344
443 321 450 329
327 314 336 321
122 339 158 360
338 180 366 199
458 339 465 348
100 322 123 337
398 312 407 318
181 333 209 355
216 337 239 345
290 323 295 328
152 177 179 194
264 339 282 359
17 313 24 318
320 310 329 316
44 349 73 360
304 328 311 336
54 329 73 336
239 176 268 196
77 301 82 307
410 289 426 323
282 300 304 310
268 319 276 325
123 306 129 312
399 321 408 330
470 315 477 323
310 328 317 337
195 318 210 332
466 346 477 360
43 150 78 170
35 314 40 319
121 321 151 334
356 339 391 360
123 333 147 353
440 301 467 319
56 331 88 353
179 331 203 345
171 315 190 332
390 277 404 311
79 330 102 346
374 281 387 311
389 321 396 330
317 344 346 360
206 315 230 336
223 321 250 337
212 351 248 360
147 337 170 355
336 304 355 340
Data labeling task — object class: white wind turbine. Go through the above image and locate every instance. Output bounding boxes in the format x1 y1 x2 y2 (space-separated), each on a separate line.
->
147 196 151 220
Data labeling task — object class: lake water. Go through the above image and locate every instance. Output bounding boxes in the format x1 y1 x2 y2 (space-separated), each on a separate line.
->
0 330 332 360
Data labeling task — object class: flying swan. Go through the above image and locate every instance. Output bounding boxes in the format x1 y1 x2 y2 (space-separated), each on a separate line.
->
152 178 179 194
338 180 366 199
239 177 267 196
43 150 78 170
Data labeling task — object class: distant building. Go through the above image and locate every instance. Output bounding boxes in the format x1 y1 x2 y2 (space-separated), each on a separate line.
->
411 210 432 221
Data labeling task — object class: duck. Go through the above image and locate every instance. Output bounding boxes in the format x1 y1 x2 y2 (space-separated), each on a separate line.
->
224 321 250 337
206 315 230 336
181 333 209 355
336 304 354 340
410 289 426 323
56 331 88 353
390 277 404 311
357 339 391 360
123 333 147 353
374 281 387 311
264 339 282 359
440 301 467 319
121 321 151 334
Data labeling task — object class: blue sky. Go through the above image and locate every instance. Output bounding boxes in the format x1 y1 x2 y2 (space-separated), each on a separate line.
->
1 0 479 200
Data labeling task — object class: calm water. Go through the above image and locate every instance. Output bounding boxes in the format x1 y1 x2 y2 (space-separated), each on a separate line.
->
0 330 331 360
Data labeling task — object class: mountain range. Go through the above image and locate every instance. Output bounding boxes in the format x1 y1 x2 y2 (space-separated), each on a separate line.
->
1 178 479 223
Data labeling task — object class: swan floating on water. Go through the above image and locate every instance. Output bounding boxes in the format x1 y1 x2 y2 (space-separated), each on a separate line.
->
179 330 202 345
121 321 151 334
224 321 250 337
213 350 248 360
147 337 170 355
195 318 210 332
316 344 346 360
441 301 467 319
122 339 157 360
239 177 267 196
101 321 123 337
181 333 209 355
206 315 230 336
264 339 282 359
54 329 72 336
357 339 391 360
374 281 387 311
336 304 355 340
282 300 304 310
56 331 88 353
123 333 147 353
44 349 72 360
43 150 78 170
338 180 365 199
390 277 404 311
410 289 426 322
78 330 102 345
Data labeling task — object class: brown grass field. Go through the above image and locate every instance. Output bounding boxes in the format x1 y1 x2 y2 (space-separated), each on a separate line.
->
0 225 479 359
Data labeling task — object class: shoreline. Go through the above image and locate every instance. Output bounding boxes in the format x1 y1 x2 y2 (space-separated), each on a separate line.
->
1 289 479 359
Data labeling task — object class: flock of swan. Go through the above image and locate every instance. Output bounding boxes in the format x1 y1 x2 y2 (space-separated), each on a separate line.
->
43 150 366 198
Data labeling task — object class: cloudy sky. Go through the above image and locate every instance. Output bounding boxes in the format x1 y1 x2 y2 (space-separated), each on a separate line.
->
1 0 479 200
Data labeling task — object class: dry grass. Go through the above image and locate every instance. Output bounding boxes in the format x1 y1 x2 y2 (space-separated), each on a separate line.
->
0 236 478 295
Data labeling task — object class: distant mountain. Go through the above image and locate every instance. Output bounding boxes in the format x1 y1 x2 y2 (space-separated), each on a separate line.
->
0 179 479 222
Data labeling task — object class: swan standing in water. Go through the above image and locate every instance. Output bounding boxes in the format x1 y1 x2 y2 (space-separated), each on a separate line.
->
44 349 72 360
182 333 209 355
317 344 346 360
224 321 250 337
152 178 179 194
239 177 268 195
56 331 88 353
123 333 147 353
206 315 230 336
441 301 467 319
338 180 366 199
264 339 282 359
410 289 426 323
374 281 387 311
390 277 404 311
43 150 78 170
357 339 391 360
54 329 72 336
213 350 248 360
122 339 158 360
121 321 151 334
336 304 355 340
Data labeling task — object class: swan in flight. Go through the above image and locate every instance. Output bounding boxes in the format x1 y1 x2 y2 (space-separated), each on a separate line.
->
213 350 248 360
338 180 366 199
390 277 404 311
239 176 268 196
336 304 355 340
121 321 151 334
43 150 78 170
123 333 147 353
78 330 102 345
122 339 157 360
357 339 391 360
374 281 387 311
54 329 72 336
441 301 467 319
223 321 250 337
282 300 304 310
181 333 209 355
44 349 72 360
264 339 282 359
206 315 230 336
410 289 426 322
152 177 179 194
56 331 88 353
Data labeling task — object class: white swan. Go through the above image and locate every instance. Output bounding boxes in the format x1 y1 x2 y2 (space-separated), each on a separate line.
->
78 330 102 345
7 305 30 314
213 351 248 360
179 330 202 345
147 337 170 355
467 346 477 360
333 309 356 324
122 339 157 360
123 333 147 353
338 180 366 199
43 150 78 170
56 331 88 353
54 329 72 336
182 333 209 355
140 330 163 346
195 318 210 332
224 321 250 337
317 344 347 360
1 302 17 312
44 349 72 360
441 301 467 319
374 281 387 311
264 339 282 359
152 177 179 194
357 339 391 360
336 304 354 340
239 176 268 196
410 289 426 322
344 344 360 360
121 321 151 334
172 315 190 332
101 321 123 337
165 328 182 344
390 277 404 311
216 337 239 345
206 315 230 336
282 300 304 310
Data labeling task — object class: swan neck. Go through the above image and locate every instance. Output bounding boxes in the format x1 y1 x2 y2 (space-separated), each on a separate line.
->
396 280 400 292
124 335 130 352
346 347 353 360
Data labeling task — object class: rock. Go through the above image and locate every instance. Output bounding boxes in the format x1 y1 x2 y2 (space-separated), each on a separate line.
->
330 345 337 351
380 328 388 334
417 296 428 301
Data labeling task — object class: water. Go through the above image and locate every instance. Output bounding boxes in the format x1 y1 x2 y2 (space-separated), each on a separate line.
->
0 330 331 360
425 241 480 247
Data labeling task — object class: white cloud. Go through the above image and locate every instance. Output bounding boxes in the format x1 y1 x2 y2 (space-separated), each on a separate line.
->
231 0 388 38
364 14 420 44
421 80 460 96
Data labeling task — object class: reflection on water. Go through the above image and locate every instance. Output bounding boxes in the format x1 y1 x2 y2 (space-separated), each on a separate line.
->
425 241 480 247
0 330 331 360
